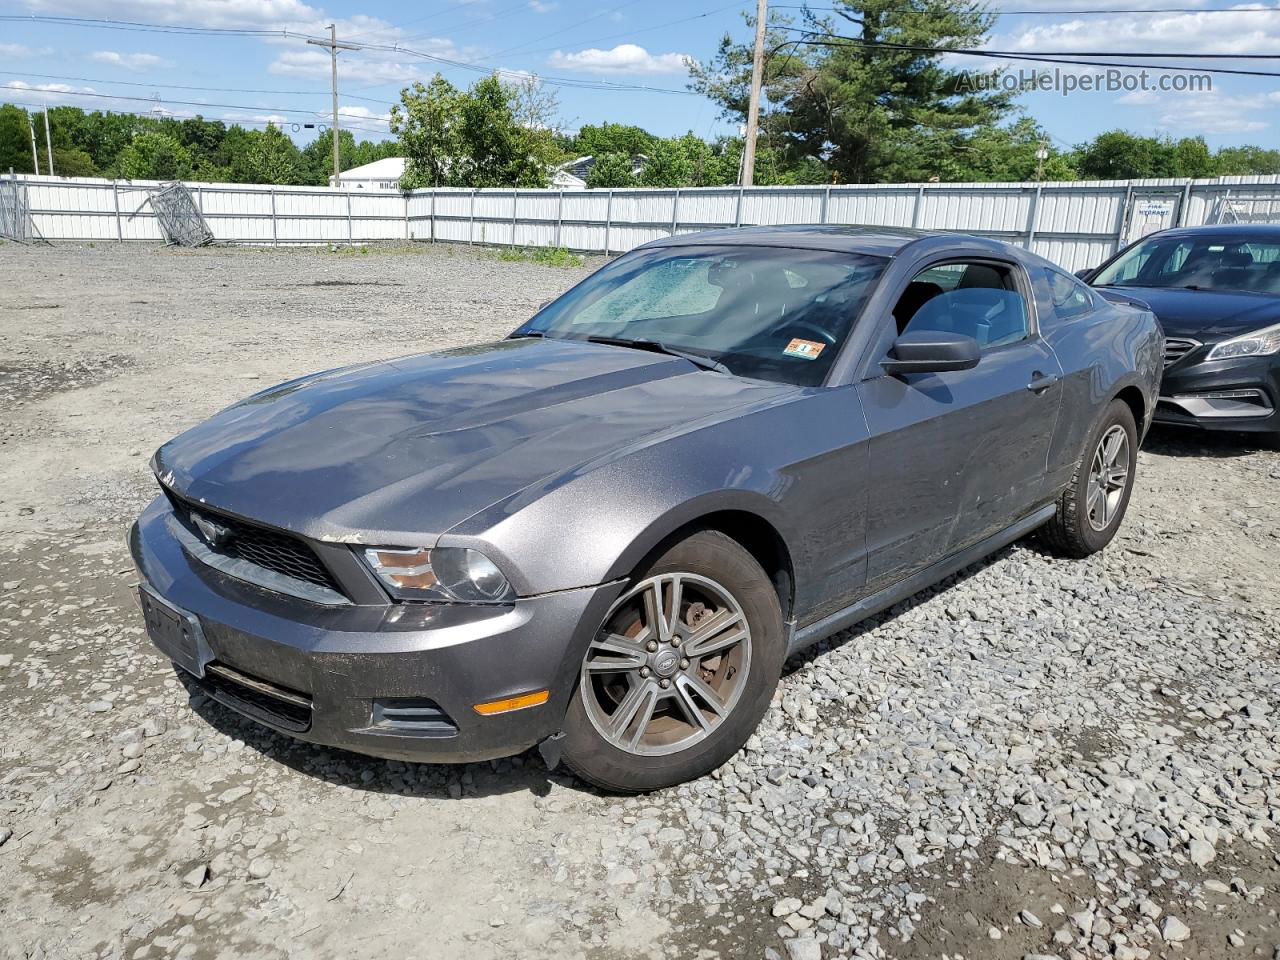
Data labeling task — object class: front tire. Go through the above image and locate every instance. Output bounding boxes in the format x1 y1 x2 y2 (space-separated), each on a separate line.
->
562 531 784 793
1040 399 1138 558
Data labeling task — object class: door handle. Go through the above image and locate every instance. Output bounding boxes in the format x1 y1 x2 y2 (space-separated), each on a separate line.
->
1026 372 1059 393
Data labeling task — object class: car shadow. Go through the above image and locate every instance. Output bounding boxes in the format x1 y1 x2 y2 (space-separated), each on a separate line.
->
1141 424 1270 458
177 671 590 800
781 542 1014 677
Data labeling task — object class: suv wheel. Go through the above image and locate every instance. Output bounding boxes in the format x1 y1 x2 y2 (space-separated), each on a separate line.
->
1040 399 1137 557
561 531 784 792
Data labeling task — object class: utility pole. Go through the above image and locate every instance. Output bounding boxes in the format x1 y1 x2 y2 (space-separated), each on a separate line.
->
28 113 38 174
42 102 54 176
1035 138 1050 182
307 25 358 188
740 0 768 187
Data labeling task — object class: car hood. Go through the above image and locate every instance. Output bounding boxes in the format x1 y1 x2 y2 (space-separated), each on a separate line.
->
154 337 799 543
1096 286 1280 341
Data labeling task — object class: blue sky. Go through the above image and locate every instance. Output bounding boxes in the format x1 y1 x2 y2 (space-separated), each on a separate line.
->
2 0 1279 151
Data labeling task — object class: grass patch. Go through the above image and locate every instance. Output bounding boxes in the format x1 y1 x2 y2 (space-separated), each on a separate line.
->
485 245 584 268
318 243 430 257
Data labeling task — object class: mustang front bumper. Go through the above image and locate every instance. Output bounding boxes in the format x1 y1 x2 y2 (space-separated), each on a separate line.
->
129 496 622 763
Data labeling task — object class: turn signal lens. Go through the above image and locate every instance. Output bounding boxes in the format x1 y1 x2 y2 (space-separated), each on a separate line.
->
473 690 550 716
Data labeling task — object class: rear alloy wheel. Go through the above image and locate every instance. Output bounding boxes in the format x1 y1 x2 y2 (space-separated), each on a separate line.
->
1040 399 1138 557
562 531 784 792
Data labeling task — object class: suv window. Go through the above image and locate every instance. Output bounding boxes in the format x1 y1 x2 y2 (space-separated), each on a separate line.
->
1045 267 1097 320
892 260 1030 348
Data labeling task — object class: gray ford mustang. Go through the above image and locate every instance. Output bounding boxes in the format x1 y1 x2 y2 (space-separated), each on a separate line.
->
131 225 1162 791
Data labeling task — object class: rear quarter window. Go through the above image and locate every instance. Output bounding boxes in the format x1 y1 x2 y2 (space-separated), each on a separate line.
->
1045 267 1098 321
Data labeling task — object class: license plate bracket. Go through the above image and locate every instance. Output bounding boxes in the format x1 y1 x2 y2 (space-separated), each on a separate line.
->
138 584 209 676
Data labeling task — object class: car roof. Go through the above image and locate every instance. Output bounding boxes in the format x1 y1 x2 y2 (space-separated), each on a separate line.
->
640 223 952 258
1148 223 1280 241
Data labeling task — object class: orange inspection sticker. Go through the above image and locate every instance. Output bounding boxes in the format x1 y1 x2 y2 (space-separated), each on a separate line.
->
783 338 826 360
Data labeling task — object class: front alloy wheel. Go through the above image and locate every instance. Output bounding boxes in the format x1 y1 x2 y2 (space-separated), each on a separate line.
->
580 572 752 756
561 530 784 792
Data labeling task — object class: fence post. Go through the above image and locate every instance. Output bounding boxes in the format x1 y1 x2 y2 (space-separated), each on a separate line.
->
428 191 435 243
734 186 744 227
511 189 519 248
1025 184 1043 250
469 189 476 244
604 189 613 256
269 187 278 246
911 184 925 228
1177 179 1192 226
404 192 410 241
1116 182 1134 252
670 188 680 237
112 180 123 242
346 190 353 244
555 190 564 248
820 185 831 224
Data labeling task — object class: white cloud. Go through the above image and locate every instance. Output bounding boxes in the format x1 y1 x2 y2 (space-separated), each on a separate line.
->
90 51 175 70
1119 89 1279 135
19 0 324 28
0 43 53 58
529 0 558 11
992 5 1280 56
548 43 691 75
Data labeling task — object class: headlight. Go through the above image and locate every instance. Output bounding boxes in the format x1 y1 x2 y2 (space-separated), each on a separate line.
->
362 546 514 603
1205 322 1280 361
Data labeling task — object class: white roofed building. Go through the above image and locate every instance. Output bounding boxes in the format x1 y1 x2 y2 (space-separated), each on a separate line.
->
330 157 407 190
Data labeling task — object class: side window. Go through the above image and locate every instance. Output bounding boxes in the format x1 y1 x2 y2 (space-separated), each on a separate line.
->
1045 267 1097 321
892 260 1030 348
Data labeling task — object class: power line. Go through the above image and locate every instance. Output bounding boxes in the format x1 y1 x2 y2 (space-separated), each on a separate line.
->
772 30 1280 78
0 14 310 37
775 4 1280 14
479 0 652 62
1 97 359 133
513 1 749 58
0 70 394 105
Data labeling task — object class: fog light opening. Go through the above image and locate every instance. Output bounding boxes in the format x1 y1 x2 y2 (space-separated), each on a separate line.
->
473 690 550 716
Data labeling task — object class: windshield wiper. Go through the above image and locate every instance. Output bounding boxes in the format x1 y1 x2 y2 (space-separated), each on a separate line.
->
586 335 731 374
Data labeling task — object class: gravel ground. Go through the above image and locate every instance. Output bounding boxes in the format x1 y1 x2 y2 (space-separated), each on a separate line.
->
1 242 1277 960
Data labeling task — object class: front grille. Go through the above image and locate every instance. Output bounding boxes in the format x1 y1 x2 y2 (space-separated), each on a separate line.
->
202 661 312 732
165 489 343 596
1163 337 1200 367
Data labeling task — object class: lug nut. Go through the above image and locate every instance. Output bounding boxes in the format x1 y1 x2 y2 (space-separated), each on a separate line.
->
670 636 681 646
658 678 671 689
646 640 658 652
639 667 651 678
679 658 690 669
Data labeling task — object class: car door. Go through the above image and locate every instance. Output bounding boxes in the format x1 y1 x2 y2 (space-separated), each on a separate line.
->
855 257 1064 589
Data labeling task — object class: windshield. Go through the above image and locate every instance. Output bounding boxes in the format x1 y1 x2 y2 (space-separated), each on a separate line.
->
1093 234 1280 295
515 245 887 386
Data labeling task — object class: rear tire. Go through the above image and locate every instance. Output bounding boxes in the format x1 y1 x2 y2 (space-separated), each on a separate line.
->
562 531 784 793
1040 399 1137 558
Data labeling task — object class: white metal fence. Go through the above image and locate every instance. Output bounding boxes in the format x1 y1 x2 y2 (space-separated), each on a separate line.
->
5 172 1280 271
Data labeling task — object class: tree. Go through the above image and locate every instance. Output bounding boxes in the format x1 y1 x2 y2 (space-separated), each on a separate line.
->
1215 145 1280 176
964 117 1077 182
1074 131 1216 180
572 123 655 159
233 124 305 185
110 132 192 180
585 152 636 188
392 73 559 189
691 1 1016 183
0 104 34 173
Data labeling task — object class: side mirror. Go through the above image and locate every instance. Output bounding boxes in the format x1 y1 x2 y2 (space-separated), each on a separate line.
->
882 330 980 376
1074 267 1095 282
